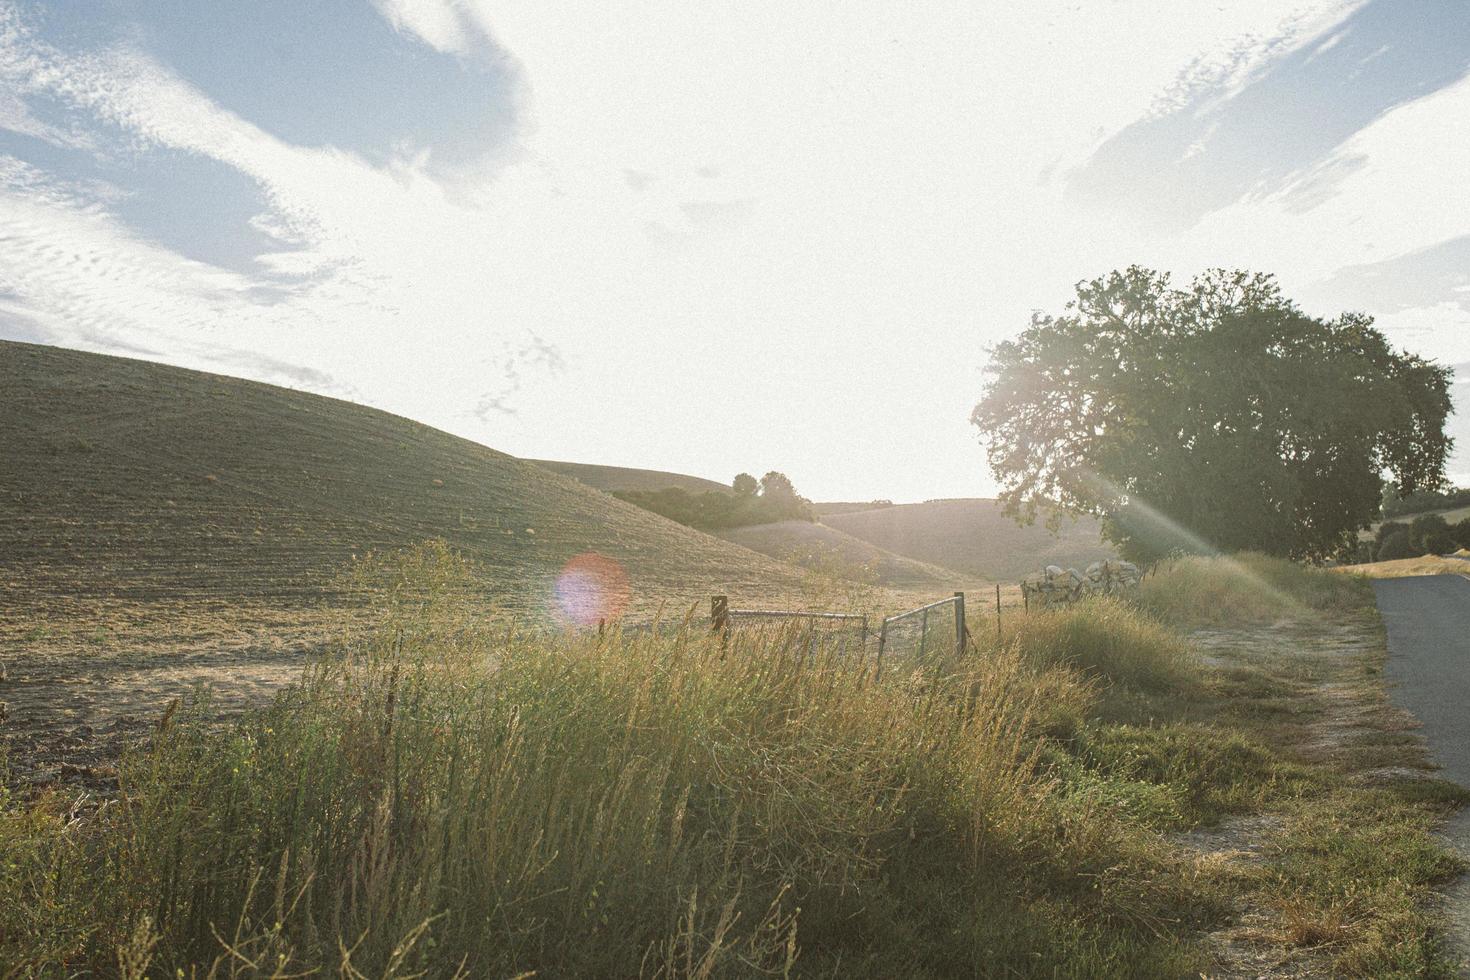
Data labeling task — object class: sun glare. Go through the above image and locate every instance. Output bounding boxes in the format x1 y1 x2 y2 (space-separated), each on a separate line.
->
554 551 632 626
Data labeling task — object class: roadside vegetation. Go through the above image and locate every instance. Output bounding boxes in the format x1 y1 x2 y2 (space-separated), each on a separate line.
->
1136 552 1367 628
1 547 1464 976
1358 512 1470 565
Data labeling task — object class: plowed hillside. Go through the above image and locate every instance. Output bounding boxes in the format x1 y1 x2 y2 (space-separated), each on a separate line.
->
0 341 804 630
527 459 729 494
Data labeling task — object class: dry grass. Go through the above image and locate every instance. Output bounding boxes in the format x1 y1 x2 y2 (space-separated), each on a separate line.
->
4 548 1467 976
0 547 1216 978
1004 597 1197 692
1334 555 1470 579
1131 557 1470 976
1138 552 1368 628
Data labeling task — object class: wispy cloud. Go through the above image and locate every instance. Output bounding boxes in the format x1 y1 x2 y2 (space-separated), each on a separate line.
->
0 2 556 424
1067 0 1469 232
369 0 486 57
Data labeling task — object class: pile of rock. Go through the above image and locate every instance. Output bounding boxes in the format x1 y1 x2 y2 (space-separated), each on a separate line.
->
1020 560 1141 608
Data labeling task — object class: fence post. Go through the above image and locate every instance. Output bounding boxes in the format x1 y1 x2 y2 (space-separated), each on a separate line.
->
711 595 730 650
874 620 888 682
995 583 1003 643
953 592 966 655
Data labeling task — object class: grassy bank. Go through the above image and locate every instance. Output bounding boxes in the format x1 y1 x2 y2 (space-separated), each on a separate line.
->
1136 552 1367 628
1 550 1464 976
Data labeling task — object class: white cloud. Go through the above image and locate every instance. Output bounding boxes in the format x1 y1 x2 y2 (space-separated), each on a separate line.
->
1151 2 1363 116
369 0 480 56
1182 73 1470 287
1 0 1465 500
1373 302 1470 367
0 7 556 422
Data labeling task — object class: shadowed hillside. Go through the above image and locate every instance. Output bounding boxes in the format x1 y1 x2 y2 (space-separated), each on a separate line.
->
715 521 958 587
527 459 730 494
0 342 806 629
823 498 1112 582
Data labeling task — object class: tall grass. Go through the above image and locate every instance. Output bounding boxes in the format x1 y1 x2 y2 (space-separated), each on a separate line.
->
1000 598 1196 693
0 553 1223 977
1136 552 1368 628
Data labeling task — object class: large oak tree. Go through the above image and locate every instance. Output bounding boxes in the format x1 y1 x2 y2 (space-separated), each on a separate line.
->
972 267 1453 562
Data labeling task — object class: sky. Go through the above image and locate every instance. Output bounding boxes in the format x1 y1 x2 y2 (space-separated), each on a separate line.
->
2 0 1468 503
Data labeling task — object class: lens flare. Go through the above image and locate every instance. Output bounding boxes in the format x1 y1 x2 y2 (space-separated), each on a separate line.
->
554 552 631 626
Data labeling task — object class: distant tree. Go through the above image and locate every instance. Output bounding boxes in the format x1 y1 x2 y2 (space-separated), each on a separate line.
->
754 471 814 523
732 473 759 497
616 469 814 529
1408 514 1455 556
1452 518 1470 551
759 471 797 502
972 267 1453 563
1376 528 1415 562
1373 520 1408 559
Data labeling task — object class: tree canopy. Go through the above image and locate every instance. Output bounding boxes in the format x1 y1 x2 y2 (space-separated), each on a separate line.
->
972 267 1454 563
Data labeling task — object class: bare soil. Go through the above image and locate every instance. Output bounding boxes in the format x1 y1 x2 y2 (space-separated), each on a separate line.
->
1 637 313 795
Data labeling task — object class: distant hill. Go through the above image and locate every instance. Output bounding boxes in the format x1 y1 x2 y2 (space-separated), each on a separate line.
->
822 499 1112 582
527 459 730 495
0 342 806 628
715 521 959 587
814 501 895 517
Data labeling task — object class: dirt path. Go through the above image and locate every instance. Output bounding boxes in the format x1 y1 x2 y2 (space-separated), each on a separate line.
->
1371 573 1470 969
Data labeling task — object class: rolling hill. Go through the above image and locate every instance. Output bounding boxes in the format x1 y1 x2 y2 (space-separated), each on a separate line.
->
714 521 959 587
814 502 896 517
526 459 730 495
1362 504 1470 540
0 341 808 633
822 499 1112 582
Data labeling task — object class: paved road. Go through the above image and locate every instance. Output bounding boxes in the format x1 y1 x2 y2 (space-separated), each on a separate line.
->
1372 573 1470 972
1373 574 1470 787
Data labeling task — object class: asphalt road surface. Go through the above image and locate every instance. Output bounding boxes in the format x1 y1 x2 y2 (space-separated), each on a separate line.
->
1373 574 1470 787
1372 573 1470 971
